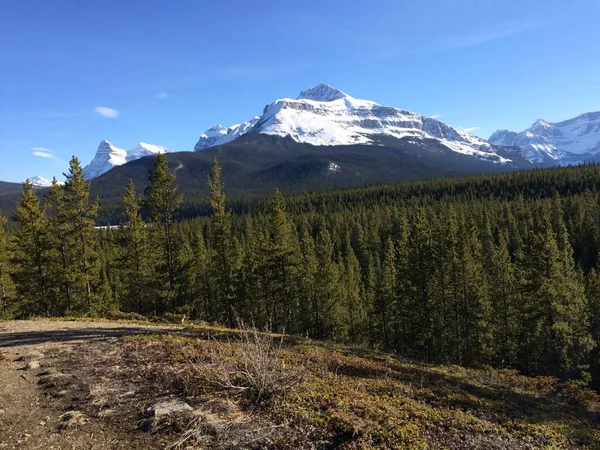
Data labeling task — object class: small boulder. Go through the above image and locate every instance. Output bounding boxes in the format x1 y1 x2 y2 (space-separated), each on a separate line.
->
25 361 40 370
149 399 193 417
16 350 44 362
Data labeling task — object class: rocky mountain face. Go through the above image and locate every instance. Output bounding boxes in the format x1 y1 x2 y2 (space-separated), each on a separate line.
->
194 83 514 165
194 116 261 151
489 112 600 165
25 176 59 188
82 141 169 179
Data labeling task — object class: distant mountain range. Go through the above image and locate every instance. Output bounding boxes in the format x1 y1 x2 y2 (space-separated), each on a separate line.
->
4 83 599 218
193 83 514 165
489 112 600 165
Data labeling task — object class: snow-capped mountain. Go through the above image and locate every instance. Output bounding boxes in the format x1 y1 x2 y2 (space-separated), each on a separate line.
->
82 141 170 179
82 141 128 180
127 142 169 162
194 83 512 164
25 176 62 188
194 116 260 151
489 112 600 165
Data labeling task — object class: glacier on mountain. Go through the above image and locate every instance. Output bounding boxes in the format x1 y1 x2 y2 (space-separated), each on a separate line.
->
195 83 511 164
489 112 600 165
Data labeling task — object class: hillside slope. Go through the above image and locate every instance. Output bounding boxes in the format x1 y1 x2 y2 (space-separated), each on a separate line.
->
1 319 597 449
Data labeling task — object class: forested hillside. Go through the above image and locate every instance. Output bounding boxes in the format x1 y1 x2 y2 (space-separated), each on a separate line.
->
3 156 600 391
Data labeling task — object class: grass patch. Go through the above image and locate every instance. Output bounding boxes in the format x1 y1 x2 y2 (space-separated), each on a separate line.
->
120 330 600 449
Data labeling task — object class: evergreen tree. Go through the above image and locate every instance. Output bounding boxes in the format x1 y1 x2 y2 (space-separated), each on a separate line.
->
376 237 396 349
45 178 71 314
207 157 237 327
489 231 517 367
118 180 153 313
12 181 54 316
61 157 101 313
0 210 14 317
144 154 183 312
266 190 299 332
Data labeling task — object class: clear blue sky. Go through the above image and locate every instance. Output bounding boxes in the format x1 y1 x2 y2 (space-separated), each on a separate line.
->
1 0 599 182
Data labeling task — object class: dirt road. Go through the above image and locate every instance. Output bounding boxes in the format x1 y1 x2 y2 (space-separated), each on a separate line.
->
0 320 175 449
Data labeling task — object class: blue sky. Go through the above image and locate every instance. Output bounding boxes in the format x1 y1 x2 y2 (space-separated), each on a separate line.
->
1 0 599 182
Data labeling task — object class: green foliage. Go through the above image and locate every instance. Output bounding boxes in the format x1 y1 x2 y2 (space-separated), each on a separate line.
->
12 181 55 316
144 154 184 311
60 157 102 313
0 210 15 317
117 180 154 313
8 159 600 391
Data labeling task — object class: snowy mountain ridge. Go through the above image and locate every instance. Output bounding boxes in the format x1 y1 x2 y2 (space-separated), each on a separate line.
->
82 140 170 180
194 83 512 164
25 176 63 188
489 111 600 165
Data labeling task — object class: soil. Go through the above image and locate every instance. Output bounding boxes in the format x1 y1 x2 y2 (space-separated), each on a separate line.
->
0 320 178 449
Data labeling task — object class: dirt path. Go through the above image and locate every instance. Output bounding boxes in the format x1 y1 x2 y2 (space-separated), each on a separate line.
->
0 320 176 449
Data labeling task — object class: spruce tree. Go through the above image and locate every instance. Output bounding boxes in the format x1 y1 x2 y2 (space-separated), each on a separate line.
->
45 178 71 313
62 157 101 313
12 181 54 316
118 180 153 313
144 154 183 312
376 237 396 349
0 211 14 317
266 189 299 332
207 157 237 327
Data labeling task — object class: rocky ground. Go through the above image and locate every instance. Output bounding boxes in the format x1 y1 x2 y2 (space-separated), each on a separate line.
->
0 320 178 449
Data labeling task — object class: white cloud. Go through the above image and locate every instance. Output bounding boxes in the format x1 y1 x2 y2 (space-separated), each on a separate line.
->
94 106 120 119
429 114 441 119
156 92 169 99
460 127 482 133
32 147 54 158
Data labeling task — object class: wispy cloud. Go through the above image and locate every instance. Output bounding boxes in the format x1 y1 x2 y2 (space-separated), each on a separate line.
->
156 92 169 99
429 114 441 119
371 20 552 60
94 106 120 119
32 147 54 158
443 21 551 50
460 127 482 133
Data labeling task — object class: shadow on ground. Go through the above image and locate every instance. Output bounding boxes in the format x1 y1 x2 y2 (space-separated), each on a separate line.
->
0 327 165 348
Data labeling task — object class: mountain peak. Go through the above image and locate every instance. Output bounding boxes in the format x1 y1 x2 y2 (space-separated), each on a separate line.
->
297 83 347 102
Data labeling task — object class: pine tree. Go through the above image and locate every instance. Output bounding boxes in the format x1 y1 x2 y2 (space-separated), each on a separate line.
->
266 190 299 332
585 268 600 389
313 220 346 340
376 237 396 349
118 180 153 313
0 210 15 317
184 231 212 320
489 231 517 367
61 157 101 313
207 157 237 327
144 154 183 312
45 178 72 314
341 235 367 344
12 181 54 316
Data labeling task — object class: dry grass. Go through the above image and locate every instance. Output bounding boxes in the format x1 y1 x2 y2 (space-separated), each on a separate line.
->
119 331 600 449
191 323 306 405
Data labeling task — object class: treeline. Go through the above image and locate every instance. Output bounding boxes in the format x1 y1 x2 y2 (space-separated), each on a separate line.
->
2 156 600 389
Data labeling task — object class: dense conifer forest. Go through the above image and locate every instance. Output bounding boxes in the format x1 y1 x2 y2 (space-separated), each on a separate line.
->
3 156 600 390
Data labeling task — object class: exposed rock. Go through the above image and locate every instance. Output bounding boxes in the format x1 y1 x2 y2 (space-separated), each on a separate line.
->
25 361 40 370
59 411 88 430
16 350 44 362
149 399 193 417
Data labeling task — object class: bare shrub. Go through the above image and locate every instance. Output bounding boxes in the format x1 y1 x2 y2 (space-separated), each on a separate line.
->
192 322 305 405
